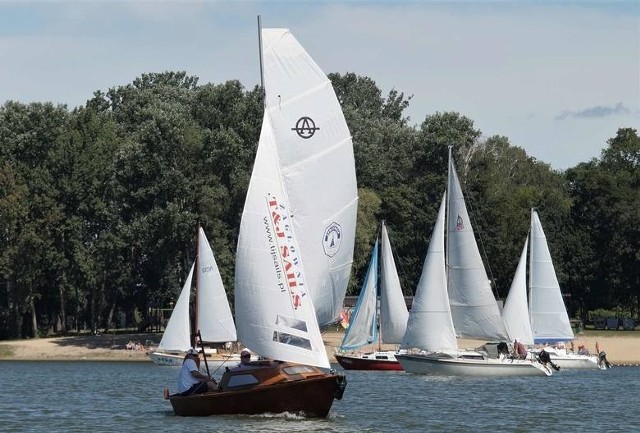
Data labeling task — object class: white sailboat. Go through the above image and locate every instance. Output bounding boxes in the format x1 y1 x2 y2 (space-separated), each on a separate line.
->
335 222 409 370
149 227 238 367
526 209 605 369
167 21 354 417
396 150 551 376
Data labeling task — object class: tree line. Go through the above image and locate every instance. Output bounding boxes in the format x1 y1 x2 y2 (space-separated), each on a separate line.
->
1 71 638 339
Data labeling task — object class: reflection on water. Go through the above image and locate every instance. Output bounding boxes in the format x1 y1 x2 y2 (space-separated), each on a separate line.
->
0 361 638 432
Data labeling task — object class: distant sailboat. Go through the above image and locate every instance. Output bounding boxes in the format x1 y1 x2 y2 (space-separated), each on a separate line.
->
167 20 354 417
503 209 607 369
335 222 409 370
396 149 551 376
149 227 238 367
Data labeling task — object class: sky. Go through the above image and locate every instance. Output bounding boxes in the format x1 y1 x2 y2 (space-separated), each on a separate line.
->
0 0 638 170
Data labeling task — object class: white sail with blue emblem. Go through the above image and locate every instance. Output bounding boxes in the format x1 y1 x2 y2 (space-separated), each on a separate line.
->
258 28 358 328
235 28 357 368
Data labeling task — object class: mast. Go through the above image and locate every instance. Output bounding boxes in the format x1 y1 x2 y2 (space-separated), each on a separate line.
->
192 224 200 348
377 222 383 352
257 15 265 104
446 146 452 284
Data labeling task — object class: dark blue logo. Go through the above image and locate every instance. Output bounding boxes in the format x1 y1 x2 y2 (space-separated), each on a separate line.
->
292 117 319 139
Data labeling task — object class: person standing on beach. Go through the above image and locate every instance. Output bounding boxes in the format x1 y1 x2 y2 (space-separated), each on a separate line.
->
177 348 217 395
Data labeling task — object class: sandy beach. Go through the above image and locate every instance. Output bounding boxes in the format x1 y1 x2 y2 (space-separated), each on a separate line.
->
0 330 638 365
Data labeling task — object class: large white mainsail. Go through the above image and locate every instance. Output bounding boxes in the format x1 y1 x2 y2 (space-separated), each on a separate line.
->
339 239 379 350
157 264 194 352
446 150 507 340
379 222 409 343
402 194 457 351
257 29 358 328
236 28 357 368
196 227 237 343
529 210 573 343
502 237 534 345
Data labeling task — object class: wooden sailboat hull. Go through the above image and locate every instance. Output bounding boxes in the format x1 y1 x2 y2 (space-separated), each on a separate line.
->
396 353 552 377
335 352 404 371
167 361 347 417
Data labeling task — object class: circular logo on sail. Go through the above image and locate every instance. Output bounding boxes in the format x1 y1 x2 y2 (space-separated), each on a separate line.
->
292 116 319 139
322 222 342 257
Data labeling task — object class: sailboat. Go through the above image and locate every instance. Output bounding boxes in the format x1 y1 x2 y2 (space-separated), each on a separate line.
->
396 149 551 376
335 222 409 370
149 226 238 367
503 209 606 369
167 20 355 417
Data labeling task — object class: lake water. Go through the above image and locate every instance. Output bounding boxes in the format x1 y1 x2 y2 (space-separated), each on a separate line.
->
0 361 637 432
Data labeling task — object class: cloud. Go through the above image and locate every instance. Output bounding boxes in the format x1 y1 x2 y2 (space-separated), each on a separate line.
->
555 102 631 121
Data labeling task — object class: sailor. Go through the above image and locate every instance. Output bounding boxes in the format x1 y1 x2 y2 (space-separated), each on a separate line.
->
513 339 528 360
177 348 217 395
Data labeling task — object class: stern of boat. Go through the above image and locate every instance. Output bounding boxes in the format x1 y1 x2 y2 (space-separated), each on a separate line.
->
333 370 347 400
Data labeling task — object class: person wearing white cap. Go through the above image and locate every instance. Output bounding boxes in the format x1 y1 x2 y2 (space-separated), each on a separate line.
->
177 348 217 395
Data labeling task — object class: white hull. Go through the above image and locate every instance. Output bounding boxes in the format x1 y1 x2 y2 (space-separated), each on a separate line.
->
551 354 602 370
531 349 603 370
148 351 244 367
396 353 552 377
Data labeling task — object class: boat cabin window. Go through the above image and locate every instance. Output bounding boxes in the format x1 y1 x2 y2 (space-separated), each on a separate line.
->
375 355 389 360
283 365 315 375
227 374 259 388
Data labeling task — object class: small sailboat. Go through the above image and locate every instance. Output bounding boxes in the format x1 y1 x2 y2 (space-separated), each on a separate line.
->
167 19 355 417
396 149 551 376
503 210 607 369
149 227 238 367
335 222 409 371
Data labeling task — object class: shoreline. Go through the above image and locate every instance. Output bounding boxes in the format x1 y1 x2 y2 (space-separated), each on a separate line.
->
1 330 639 365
